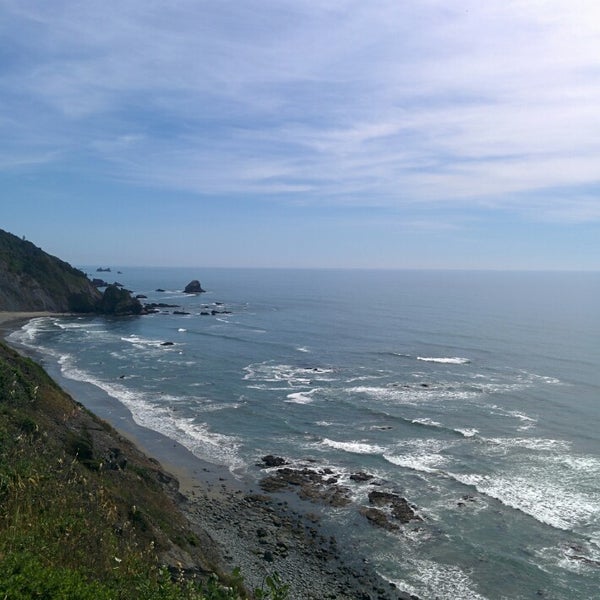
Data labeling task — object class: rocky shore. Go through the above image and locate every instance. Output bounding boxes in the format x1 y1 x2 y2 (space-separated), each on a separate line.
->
181 475 414 600
1 312 416 600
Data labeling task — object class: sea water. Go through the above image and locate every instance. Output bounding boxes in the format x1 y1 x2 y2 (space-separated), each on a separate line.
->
9 268 600 599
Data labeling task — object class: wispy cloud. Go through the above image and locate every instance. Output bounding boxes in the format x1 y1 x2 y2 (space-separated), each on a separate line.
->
2 0 600 222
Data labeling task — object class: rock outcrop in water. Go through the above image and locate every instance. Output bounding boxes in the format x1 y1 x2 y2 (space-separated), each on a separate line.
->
0 229 142 315
359 490 422 530
184 279 205 293
97 284 143 316
91 278 110 287
258 456 422 534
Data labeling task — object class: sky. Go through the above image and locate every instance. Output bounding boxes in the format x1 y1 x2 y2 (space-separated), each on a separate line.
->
1 0 600 270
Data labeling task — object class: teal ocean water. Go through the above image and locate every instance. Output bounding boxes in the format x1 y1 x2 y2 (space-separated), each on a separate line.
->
9 268 600 599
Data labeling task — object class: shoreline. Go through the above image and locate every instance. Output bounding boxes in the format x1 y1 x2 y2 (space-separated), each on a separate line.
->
2 312 413 600
0 310 70 331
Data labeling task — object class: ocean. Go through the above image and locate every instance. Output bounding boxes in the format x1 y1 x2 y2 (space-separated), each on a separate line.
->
8 268 600 599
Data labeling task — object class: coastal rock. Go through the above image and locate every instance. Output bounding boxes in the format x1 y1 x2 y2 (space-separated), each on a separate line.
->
362 490 422 528
98 284 143 316
359 507 399 531
259 466 352 507
260 455 288 468
92 278 110 287
184 280 205 294
144 302 180 309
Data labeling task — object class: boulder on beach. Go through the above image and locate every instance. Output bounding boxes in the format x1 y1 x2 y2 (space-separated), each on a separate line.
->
184 280 205 294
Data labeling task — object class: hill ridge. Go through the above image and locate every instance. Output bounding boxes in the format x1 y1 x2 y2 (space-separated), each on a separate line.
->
0 229 141 315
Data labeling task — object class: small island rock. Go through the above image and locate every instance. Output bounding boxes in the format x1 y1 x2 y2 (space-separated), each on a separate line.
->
184 280 205 293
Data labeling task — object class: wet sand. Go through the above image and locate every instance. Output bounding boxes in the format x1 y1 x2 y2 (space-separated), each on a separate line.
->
0 310 67 327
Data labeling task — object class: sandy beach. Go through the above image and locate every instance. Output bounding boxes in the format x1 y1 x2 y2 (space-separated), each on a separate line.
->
0 310 62 322
3 313 413 600
0 311 69 330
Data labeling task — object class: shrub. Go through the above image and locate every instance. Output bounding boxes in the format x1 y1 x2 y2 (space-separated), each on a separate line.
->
0 553 113 600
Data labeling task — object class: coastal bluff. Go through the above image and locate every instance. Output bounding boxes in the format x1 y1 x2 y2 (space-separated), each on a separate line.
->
0 229 141 315
0 339 231 597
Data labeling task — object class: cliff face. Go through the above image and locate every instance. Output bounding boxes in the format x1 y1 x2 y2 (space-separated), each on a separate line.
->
0 229 101 312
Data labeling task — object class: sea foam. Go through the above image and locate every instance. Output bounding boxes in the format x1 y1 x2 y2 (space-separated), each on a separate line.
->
321 438 386 455
382 558 489 600
244 362 336 388
285 389 319 404
417 356 470 364
57 355 244 471
384 452 447 474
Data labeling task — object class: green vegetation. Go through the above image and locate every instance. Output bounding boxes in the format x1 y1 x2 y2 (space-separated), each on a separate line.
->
0 228 101 312
0 341 288 599
98 284 143 315
0 228 143 314
0 230 86 283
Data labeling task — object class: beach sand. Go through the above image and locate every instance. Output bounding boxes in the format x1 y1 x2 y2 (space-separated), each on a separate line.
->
0 310 66 324
2 313 412 600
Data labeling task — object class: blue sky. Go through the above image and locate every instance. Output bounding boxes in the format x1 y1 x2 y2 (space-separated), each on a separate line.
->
1 1 599 269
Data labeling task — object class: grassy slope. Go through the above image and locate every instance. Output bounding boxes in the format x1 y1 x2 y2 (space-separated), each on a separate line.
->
0 341 257 599
0 229 101 312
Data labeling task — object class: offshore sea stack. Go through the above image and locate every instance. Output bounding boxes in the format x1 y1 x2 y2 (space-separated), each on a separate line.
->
184 279 205 293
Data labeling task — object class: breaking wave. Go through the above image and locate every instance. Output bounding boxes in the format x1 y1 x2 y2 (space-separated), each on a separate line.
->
417 356 470 364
